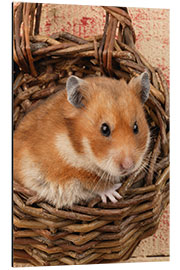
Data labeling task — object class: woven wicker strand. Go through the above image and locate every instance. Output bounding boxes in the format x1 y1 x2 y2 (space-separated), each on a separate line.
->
13 3 169 267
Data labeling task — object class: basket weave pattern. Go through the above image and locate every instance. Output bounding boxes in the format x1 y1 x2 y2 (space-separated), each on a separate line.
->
13 3 169 266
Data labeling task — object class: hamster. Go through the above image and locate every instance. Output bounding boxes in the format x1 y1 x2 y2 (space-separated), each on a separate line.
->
13 72 150 208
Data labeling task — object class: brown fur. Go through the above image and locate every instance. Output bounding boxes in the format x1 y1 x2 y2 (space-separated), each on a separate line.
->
13 76 150 207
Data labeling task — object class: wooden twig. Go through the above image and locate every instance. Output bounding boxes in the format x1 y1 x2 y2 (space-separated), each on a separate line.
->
146 133 161 185
34 3 42 35
51 31 89 45
23 3 37 76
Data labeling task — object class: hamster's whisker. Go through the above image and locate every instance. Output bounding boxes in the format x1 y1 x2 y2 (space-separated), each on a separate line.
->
90 156 113 195
89 169 106 195
139 158 150 174
141 164 149 174
103 156 114 192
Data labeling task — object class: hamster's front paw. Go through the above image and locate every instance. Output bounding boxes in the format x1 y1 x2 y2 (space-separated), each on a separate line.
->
98 183 122 203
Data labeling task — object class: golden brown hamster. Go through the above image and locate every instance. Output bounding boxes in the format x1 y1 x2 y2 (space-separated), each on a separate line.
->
13 72 150 208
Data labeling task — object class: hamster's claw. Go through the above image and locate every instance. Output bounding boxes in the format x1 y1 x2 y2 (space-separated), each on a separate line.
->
99 183 122 204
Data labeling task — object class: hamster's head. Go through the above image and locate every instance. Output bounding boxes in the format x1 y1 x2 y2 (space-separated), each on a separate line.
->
65 73 150 178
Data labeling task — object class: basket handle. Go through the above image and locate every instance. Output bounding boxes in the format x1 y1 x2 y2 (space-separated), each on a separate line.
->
13 3 42 76
100 6 136 75
13 4 135 77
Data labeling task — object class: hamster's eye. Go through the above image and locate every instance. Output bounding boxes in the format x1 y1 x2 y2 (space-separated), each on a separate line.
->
133 121 139 134
101 123 111 137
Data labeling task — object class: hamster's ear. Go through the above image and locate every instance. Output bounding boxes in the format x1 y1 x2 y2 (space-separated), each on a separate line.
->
129 72 150 104
66 75 87 108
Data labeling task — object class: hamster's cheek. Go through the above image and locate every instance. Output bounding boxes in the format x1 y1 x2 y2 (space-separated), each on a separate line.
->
82 138 122 177
82 137 99 163
55 133 93 170
98 157 122 177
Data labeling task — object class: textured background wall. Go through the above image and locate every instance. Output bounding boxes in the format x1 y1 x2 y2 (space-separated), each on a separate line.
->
38 4 170 263
39 5 169 82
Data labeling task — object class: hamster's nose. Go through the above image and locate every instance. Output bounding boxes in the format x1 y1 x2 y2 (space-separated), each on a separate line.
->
120 157 134 171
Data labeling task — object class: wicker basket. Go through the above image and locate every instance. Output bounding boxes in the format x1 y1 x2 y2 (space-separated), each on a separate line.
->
13 3 169 267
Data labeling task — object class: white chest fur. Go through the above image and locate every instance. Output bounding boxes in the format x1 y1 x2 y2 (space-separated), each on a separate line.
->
20 152 92 208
